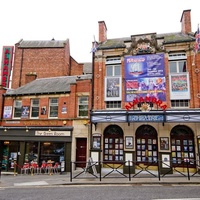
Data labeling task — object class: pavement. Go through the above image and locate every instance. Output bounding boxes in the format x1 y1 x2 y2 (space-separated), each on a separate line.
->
1 169 200 187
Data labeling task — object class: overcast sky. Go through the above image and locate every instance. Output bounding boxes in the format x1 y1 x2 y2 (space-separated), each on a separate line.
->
0 0 199 63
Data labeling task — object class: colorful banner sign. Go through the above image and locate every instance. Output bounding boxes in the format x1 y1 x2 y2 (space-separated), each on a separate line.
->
124 54 165 78
124 54 166 102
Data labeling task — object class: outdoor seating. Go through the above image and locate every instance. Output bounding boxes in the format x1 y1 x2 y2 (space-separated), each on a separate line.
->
52 162 59 174
46 160 54 175
30 162 39 175
21 162 30 175
39 161 47 174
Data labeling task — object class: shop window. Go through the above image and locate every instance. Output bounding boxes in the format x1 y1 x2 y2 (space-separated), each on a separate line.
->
104 125 124 162
136 125 158 163
40 142 64 164
2 141 19 171
13 100 22 118
30 99 39 118
170 125 195 167
78 96 88 117
25 142 38 163
49 98 58 118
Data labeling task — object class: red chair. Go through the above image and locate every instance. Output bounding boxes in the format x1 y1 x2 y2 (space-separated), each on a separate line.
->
21 162 30 175
52 162 59 174
30 162 39 174
39 161 47 174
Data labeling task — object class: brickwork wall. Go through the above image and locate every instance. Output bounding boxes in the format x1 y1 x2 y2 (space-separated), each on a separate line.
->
1 76 91 127
12 47 69 89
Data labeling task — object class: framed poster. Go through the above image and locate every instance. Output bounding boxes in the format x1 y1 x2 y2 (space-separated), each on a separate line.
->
160 137 169 150
104 77 122 101
3 106 12 119
125 136 133 149
169 73 190 100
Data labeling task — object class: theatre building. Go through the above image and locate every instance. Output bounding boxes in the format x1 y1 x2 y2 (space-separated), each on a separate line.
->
0 39 92 172
90 10 200 172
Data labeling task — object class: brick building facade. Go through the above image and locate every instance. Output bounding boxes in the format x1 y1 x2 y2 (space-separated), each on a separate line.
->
0 39 92 173
90 10 200 173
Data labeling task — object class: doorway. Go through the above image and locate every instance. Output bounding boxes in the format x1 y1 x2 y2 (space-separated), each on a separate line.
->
76 138 87 168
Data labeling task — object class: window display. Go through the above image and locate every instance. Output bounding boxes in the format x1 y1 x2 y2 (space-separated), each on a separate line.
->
136 137 158 163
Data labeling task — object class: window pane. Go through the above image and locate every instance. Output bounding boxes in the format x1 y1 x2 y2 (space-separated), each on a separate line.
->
178 61 186 72
49 98 58 117
14 107 21 118
114 65 121 76
78 97 88 117
31 99 39 118
50 106 58 117
31 107 39 117
14 100 21 118
169 62 177 73
106 66 113 76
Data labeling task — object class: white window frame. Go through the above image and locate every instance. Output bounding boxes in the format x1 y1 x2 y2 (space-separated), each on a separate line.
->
169 53 187 73
78 96 89 117
30 99 39 118
13 100 22 119
106 57 121 76
49 98 58 118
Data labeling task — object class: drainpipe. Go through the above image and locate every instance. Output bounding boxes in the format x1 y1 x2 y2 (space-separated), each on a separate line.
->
19 49 24 87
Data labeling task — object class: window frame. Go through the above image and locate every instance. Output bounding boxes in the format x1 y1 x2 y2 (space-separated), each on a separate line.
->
48 98 58 118
170 100 189 108
78 96 89 117
13 100 22 119
30 99 40 118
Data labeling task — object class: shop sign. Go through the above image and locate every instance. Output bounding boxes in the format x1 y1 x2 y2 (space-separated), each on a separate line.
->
35 131 70 136
125 96 167 111
128 114 164 122
1 46 14 88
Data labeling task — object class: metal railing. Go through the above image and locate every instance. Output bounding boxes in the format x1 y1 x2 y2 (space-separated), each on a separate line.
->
70 159 200 182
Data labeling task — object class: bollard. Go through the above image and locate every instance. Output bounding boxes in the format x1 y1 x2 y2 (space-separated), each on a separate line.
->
0 161 2 179
14 160 17 176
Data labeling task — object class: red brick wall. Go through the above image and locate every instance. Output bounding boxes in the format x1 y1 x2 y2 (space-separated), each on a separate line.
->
181 10 191 34
12 42 71 89
70 58 84 76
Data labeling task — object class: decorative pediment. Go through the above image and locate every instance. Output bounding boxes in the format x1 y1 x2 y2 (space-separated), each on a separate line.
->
123 33 162 55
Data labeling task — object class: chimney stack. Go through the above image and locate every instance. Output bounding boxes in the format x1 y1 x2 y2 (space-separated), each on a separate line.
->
98 21 107 43
180 9 191 34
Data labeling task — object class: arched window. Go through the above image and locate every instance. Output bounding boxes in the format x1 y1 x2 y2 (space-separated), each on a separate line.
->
103 125 123 163
136 125 158 164
170 125 195 167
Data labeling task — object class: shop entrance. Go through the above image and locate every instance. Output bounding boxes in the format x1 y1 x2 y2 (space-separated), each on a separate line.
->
2 141 19 171
136 125 158 164
76 138 87 168
103 125 124 164
170 125 195 168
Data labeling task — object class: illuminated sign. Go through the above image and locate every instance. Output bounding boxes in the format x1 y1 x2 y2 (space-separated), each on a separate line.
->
1 46 14 88
125 96 167 111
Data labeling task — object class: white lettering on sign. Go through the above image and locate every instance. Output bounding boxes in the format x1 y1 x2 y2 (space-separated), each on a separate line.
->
35 131 70 136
